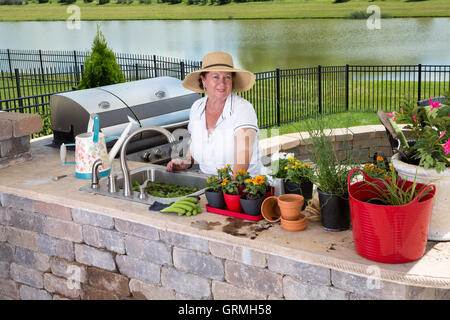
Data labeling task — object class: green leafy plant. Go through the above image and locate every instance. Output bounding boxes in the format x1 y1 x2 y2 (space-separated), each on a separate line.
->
77 25 125 90
206 175 222 192
269 152 294 179
284 157 314 184
360 170 434 206
216 164 232 182
221 177 239 195
234 169 251 188
303 117 353 196
363 153 395 180
243 175 270 199
390 94 450 173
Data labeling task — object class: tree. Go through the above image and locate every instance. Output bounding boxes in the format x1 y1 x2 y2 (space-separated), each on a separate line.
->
77 26 125 90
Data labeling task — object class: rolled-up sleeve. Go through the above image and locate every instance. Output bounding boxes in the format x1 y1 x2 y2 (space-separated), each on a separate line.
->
233 100 258 133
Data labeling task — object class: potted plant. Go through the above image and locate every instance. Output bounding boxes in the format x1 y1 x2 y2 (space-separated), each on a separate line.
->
217 164 233 182
240 175 270 216
387 94 450 240
348 168 436 263
362 152 395 181
221 177 242 212
205 175 226 209
304 118 353 231
269 152 294 196
283 156 314 208
235 169 251 195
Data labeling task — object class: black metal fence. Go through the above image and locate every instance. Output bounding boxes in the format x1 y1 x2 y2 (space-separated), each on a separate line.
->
1 49 449 136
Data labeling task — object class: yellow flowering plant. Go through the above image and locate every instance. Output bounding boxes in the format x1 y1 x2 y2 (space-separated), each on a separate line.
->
235 169 251 188
363 152 396 180
243 175 270 199
284 157 314 184
217 164 233 182
206 175 222 192
221 177 239 195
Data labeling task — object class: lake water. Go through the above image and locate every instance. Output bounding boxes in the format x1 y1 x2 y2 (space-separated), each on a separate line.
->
1 18 450 71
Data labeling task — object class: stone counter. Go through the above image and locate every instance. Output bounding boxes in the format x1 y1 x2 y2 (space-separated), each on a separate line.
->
0 135 449 300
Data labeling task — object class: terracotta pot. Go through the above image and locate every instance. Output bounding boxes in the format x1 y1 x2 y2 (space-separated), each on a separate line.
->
277 194 304 221
280 214 307 232
223 193 243 212
283 180 313 210
392 153 450 241
240 194 265 216
261 196 281 223
205 190 226 209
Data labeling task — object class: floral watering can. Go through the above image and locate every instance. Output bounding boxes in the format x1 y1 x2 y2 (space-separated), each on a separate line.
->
60 114 137 179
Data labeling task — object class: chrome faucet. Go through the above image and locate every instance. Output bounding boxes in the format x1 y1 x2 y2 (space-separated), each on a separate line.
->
91 159 103 189
120 126 176 197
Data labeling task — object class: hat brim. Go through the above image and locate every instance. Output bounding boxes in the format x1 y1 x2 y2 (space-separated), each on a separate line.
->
182 66 256 93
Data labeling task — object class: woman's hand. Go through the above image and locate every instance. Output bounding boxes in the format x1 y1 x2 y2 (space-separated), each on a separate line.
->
166 157 192 172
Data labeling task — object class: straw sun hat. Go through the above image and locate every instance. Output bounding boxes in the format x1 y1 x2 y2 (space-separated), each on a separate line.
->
182 52 256 93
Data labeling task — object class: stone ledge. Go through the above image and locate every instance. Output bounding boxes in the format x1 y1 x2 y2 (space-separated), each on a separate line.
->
0 112 42 139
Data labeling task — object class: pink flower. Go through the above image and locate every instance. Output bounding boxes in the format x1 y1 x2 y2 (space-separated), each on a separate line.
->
439 131 446 140
386 112 396 122
429 99 442 110
443 138 450 155
413 114 417 122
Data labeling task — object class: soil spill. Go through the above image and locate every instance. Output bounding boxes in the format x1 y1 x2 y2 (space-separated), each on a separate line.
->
190 220 222 231
222 217 273 239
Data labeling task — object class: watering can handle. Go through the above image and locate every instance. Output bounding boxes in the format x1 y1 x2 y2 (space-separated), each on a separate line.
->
92 114 100 143
59 143 76 165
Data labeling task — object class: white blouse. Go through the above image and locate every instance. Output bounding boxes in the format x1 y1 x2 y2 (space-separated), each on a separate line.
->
188 93 266 177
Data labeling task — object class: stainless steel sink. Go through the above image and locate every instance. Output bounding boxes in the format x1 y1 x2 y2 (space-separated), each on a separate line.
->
80 164 208 205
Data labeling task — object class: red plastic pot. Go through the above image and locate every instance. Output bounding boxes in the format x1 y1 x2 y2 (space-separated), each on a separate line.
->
223 193 243 212
348 168 436 264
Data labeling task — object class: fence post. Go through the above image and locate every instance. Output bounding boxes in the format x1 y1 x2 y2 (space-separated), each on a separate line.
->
153 55 158 78
74 50 80 84
135 63 139 80
7 49 13 75
417 63 422 101
14 68 23 112
318 65 322 114
276 68 281 127
39 49 45 84
345 64 349 111
180 61 185 80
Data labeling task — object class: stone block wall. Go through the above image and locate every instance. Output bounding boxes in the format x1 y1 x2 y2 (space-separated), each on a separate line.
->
0 112 42 169
1 192 449 300
260 125 397 165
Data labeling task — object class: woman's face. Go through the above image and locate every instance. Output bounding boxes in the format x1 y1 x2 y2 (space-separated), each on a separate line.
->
201 72 233 101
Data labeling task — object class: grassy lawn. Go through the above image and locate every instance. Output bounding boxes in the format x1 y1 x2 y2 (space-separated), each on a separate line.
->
259 110 380 138
0 0 449 21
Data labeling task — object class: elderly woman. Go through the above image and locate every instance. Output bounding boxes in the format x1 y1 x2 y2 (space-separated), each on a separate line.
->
166 51 266 177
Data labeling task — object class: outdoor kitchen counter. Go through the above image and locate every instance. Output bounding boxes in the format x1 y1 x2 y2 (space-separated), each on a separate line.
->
1 136 449 300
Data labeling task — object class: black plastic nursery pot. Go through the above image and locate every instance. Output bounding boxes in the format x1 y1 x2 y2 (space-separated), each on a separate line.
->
239 195 265 216
317 189 350 232
284 180 313 209
205 190 226 209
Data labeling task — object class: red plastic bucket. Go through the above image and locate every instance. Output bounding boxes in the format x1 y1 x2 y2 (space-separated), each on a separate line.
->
347 168 436 263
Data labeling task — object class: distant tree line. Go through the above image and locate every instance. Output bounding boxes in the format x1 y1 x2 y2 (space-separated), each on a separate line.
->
0 0 273 4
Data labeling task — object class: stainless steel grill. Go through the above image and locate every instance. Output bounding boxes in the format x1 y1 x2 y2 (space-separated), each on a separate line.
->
50 76 200 162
